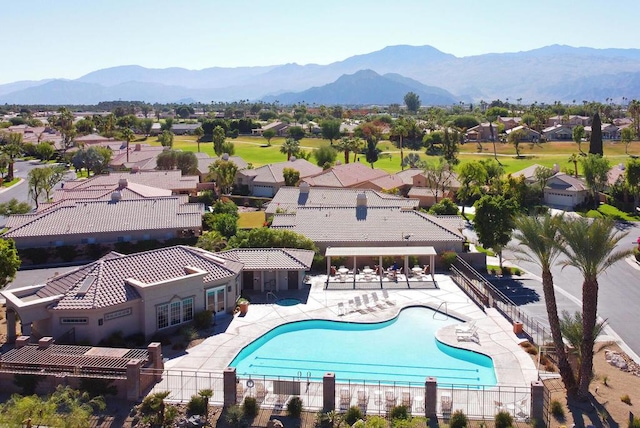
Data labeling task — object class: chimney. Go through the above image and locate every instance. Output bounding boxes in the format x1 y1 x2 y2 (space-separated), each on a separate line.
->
118 178 128 189
222 153 230 161
299 182 310 194
552 164 559 173
38 337 54 349
111 191 122 202
356 192 367 207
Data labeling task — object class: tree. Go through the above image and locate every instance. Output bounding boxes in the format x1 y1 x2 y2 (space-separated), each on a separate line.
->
0 238 21 288
212 213 238 239
365 139 379 168
287 125 305 141
35 142 55 162
533 165 555 194
1 133 24 180
457 161 487 215
221 141 235 156
280 138 300 160
626 158 640 212
567 153 579 178
0 198 32 216
404 91 421 114
629 99 640 136
48 107 76 153
559 310 607 382
313 145 338 167
227 228 317 253
121 128 135 163
161 117 174 132
212 125 226 156
572 125 585 155
473 194 518 268
401 153 422 169
156 150 178 171
556 217 631 398
283 167 300 186
320 119 342 145
335 136 360 164
422 157 453 204
489 122 498 161
196 230 227 252
507 128 527 157
511 214 577 396
262 129 276 146
198 389 213 424
391 122 408 170
193 126 204 153
580 154 610 208
27 167 49 208
589 112 603 155
158 130 174 148
209 159 238 195
621 126 635 155
176 151 198 175
84 146 112 175
428 198 459 215
441 129 459 165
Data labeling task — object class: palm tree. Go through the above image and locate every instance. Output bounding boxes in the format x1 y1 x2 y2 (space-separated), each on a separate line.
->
279 138 299 160
122 128 134 163
511 214 577 396
559 310 607 377
198 389 213 423
392 123 408 170
194 126 204 152
567 153 579 178
557 217 632 398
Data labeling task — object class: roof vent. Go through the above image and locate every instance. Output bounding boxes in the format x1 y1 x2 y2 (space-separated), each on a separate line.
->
222 153 229 161
111 191 122 202
289 156 296 162
75 275 96 296
299 182 310 194
552 164 560 173
356 193 367 207
118 178 128 189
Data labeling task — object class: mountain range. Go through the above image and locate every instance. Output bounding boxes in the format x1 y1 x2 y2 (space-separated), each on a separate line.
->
2 44 640 105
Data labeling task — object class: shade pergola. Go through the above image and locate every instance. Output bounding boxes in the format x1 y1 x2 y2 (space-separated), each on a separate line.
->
325 246 437 282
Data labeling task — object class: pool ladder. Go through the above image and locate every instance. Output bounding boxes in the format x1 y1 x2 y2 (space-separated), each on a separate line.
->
267 291 279 303
434 301 449 320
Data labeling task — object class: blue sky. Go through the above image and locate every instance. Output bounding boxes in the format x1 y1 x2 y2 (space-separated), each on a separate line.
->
2 0 639 84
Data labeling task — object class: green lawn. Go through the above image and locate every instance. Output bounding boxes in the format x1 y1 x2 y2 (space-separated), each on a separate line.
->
238 211 266 229
1 178 20 188
580 203 640 222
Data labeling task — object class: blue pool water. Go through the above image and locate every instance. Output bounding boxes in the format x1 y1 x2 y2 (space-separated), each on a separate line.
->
276 298 302 306
230 306 496 385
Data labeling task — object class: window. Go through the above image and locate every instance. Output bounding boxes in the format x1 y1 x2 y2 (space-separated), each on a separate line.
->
157 297 194 330
105 307 132 321
183 297 194 322
61 317 88 324
157 305 169 329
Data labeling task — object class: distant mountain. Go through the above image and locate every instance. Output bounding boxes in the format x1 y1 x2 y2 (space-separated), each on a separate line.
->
262 70 457 105
3 44 640 104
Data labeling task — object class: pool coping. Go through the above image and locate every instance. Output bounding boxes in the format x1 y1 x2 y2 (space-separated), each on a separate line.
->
163 274 539 389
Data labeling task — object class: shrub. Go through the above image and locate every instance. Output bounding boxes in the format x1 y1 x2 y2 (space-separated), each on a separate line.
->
550 399 564 418
287 396 303 418
187 394 207 415
621 394 632 405
449 409 468 428
225 405 244 428
629 416 640 428
179 325 199 342
193 310 213 329
365 415 388 428
494 410 513 428
79 378 118 398
441 251 457 270
389 405 409 420
243 396 258 418
344 405 363 425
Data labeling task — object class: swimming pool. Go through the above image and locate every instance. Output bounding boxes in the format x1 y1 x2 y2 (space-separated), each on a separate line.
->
230 306 496 385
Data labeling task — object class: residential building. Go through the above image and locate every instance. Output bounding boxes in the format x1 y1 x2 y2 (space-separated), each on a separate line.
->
505 125 541 142
59 170 199 195
196 153 248 183
235 158 322 197
542 124 573 141
302 162 389 189
110 144 166 171
543 173 589 209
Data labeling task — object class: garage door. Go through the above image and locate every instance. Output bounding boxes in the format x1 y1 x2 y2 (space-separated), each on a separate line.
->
545 192 572 208
253 185 274 197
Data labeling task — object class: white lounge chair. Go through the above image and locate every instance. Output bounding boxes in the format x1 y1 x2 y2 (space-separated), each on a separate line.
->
382 289 396 305
385 390 397 409
337 302 346 316
371 292 385 307
457 328 479 343
357 389 369 409
441 393 452 414
401 391 412 408
340 387 351 408
353 296 366 312
347 299 356 313
362 294 375 310
455 320 477 334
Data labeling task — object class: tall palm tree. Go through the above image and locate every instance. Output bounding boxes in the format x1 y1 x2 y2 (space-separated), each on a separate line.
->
392 124 408 170
122 128 134 163
511 214 577 396
557 217 631 398
279 138 299 160
567 153 579 178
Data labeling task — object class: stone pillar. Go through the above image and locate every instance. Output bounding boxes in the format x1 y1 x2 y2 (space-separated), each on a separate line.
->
323 373 335 412
147 342 163 380
5 309 16 344
126 359 142 401
223 367 237 407
21 322 32 336
530 380 544 428
15 336 30 349
425 377 438 419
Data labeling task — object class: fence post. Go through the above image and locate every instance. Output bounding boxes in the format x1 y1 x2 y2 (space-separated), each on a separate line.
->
531 380 544 428
425 377 437 419
224 367 237 407
127 359 143 401
323 373 335 412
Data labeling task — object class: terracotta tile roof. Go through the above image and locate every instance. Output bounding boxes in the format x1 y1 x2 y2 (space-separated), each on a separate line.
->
240 159 322 184
608 163 626 186
4 197 203 238
271 207 464 244
394 168 424 185
546 173 587 191
215 248 315 270
197 154 248 175
303 162 389 188
110 146 165 170
368 174 404 190
34 246 242 310
62 171 198 193
265 187 418 214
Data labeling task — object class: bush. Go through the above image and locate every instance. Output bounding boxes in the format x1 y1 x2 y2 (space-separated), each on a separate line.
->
494 410 514 428
621 394 632 405
187 394 207 415
629 416 640 428
365 415 388 428
449 409 468 428
550 399 564 418
243 396 258 418
225 405 244 428
344 405 363 425
389 405 410 420
287 396 303 418
441 251 457 270
179 325 199 342
193 311 213 330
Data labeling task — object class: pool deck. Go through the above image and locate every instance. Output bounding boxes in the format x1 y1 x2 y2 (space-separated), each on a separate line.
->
163 273 538 388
